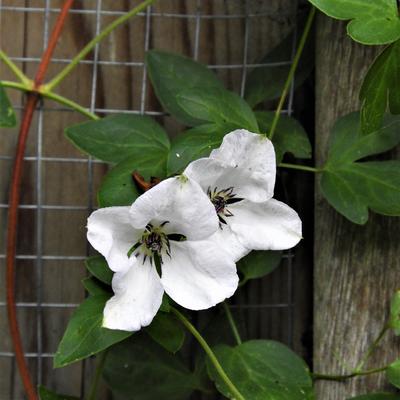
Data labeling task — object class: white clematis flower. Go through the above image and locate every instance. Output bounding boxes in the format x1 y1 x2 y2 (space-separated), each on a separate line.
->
87 176 238 332
184 129 302 260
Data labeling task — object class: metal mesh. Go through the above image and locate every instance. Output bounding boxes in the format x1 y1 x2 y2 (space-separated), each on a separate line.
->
0 1 302 397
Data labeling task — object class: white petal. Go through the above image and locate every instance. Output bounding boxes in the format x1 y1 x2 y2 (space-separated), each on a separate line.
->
229 199 302 250
210 129 276 202
103 259 164 331
129 176 218 240
209 227 250 262
185 157 271 203
87 207 141 273
161 241 239 310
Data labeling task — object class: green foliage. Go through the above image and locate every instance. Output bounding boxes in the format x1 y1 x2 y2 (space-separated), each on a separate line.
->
348 395 400 400
97 154 163 207
389 290 400 335
320 112 400 224
65 114 170 164
38 386 78 400
237 250 282 285
360 41 400 135
82 276 110 296
176 87 259 132
256 111 312 163
103 334 205 400
308 0 400 45
245 31 313 108
167 123 236 175
145 312 185 353
85 255 113 285
146 50 224 126
0 84 16 127
207 340 313 399
386 359 400 389
54 295 131 368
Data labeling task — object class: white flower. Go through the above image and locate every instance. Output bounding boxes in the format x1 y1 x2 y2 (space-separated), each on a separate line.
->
87 176 238 332
184 129 302 259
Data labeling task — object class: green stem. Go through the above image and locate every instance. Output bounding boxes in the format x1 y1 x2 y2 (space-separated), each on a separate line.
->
86 351 108 400
41 90 99 120
268 7 315 140
171 307 246 400
46 0 157 91
355 324 390 372
0 80 31 92
278 162 321 173
0 50 31 86
312 366 388 382
1 80 98 120
223 302 242 346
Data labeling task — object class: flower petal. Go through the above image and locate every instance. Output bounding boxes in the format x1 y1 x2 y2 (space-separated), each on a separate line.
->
184 157 271 203
209 227 250 262
229 199 302 250
129 176 218 240
210 129 276 202
161 241 239 310
87 207 141 273
103 259 164 331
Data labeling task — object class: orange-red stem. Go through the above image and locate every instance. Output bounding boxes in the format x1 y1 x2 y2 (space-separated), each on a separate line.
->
6 1 74 399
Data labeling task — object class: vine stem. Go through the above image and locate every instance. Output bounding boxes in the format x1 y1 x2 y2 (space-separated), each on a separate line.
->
223 302 242 346
312 365 388 382
0 50 31 86
278 162 321 173
46 0 157 91
6 2 74 399
355 324 390 372
41 90 99 120
268 7 315 140
171 308 246 400
86 351 108 400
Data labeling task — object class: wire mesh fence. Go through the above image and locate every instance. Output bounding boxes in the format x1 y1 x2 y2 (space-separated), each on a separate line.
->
0 1 310 398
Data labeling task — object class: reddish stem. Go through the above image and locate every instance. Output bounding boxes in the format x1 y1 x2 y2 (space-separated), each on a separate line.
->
6 1 74 399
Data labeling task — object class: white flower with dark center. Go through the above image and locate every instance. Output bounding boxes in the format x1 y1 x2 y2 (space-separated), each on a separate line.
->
184 129 302 260
87 176 238 332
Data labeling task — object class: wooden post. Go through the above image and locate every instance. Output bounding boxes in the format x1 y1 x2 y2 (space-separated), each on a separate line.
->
314 15 400 398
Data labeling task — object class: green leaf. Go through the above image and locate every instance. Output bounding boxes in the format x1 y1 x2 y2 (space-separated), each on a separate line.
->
255 111 312 163
82 276 111 296
348 395 400 400
38 386 78 400
85 255 113 285
65 114 170 164
103 334 204 400
321 112 400 224
0 84 16 127
207 340 313 400
146 50 224 126
238 250 282 284
176 87 259 132
387 359 400 389
145 312 185 353
389 290 400 335
167 123 236 175
54 295 131 368
245 31 313 107
360 41 400 135
308 0 400 45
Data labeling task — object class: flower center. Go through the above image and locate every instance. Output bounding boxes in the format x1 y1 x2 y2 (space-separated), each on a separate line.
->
207 186 243 226
127 221 185 270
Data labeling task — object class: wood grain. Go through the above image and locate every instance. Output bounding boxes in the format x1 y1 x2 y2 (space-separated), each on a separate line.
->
314 15 400 399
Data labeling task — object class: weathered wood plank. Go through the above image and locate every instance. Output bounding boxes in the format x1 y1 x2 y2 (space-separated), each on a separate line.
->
314 15 400 399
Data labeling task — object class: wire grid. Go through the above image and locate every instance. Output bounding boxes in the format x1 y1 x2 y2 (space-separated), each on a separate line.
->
0 0 300 397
